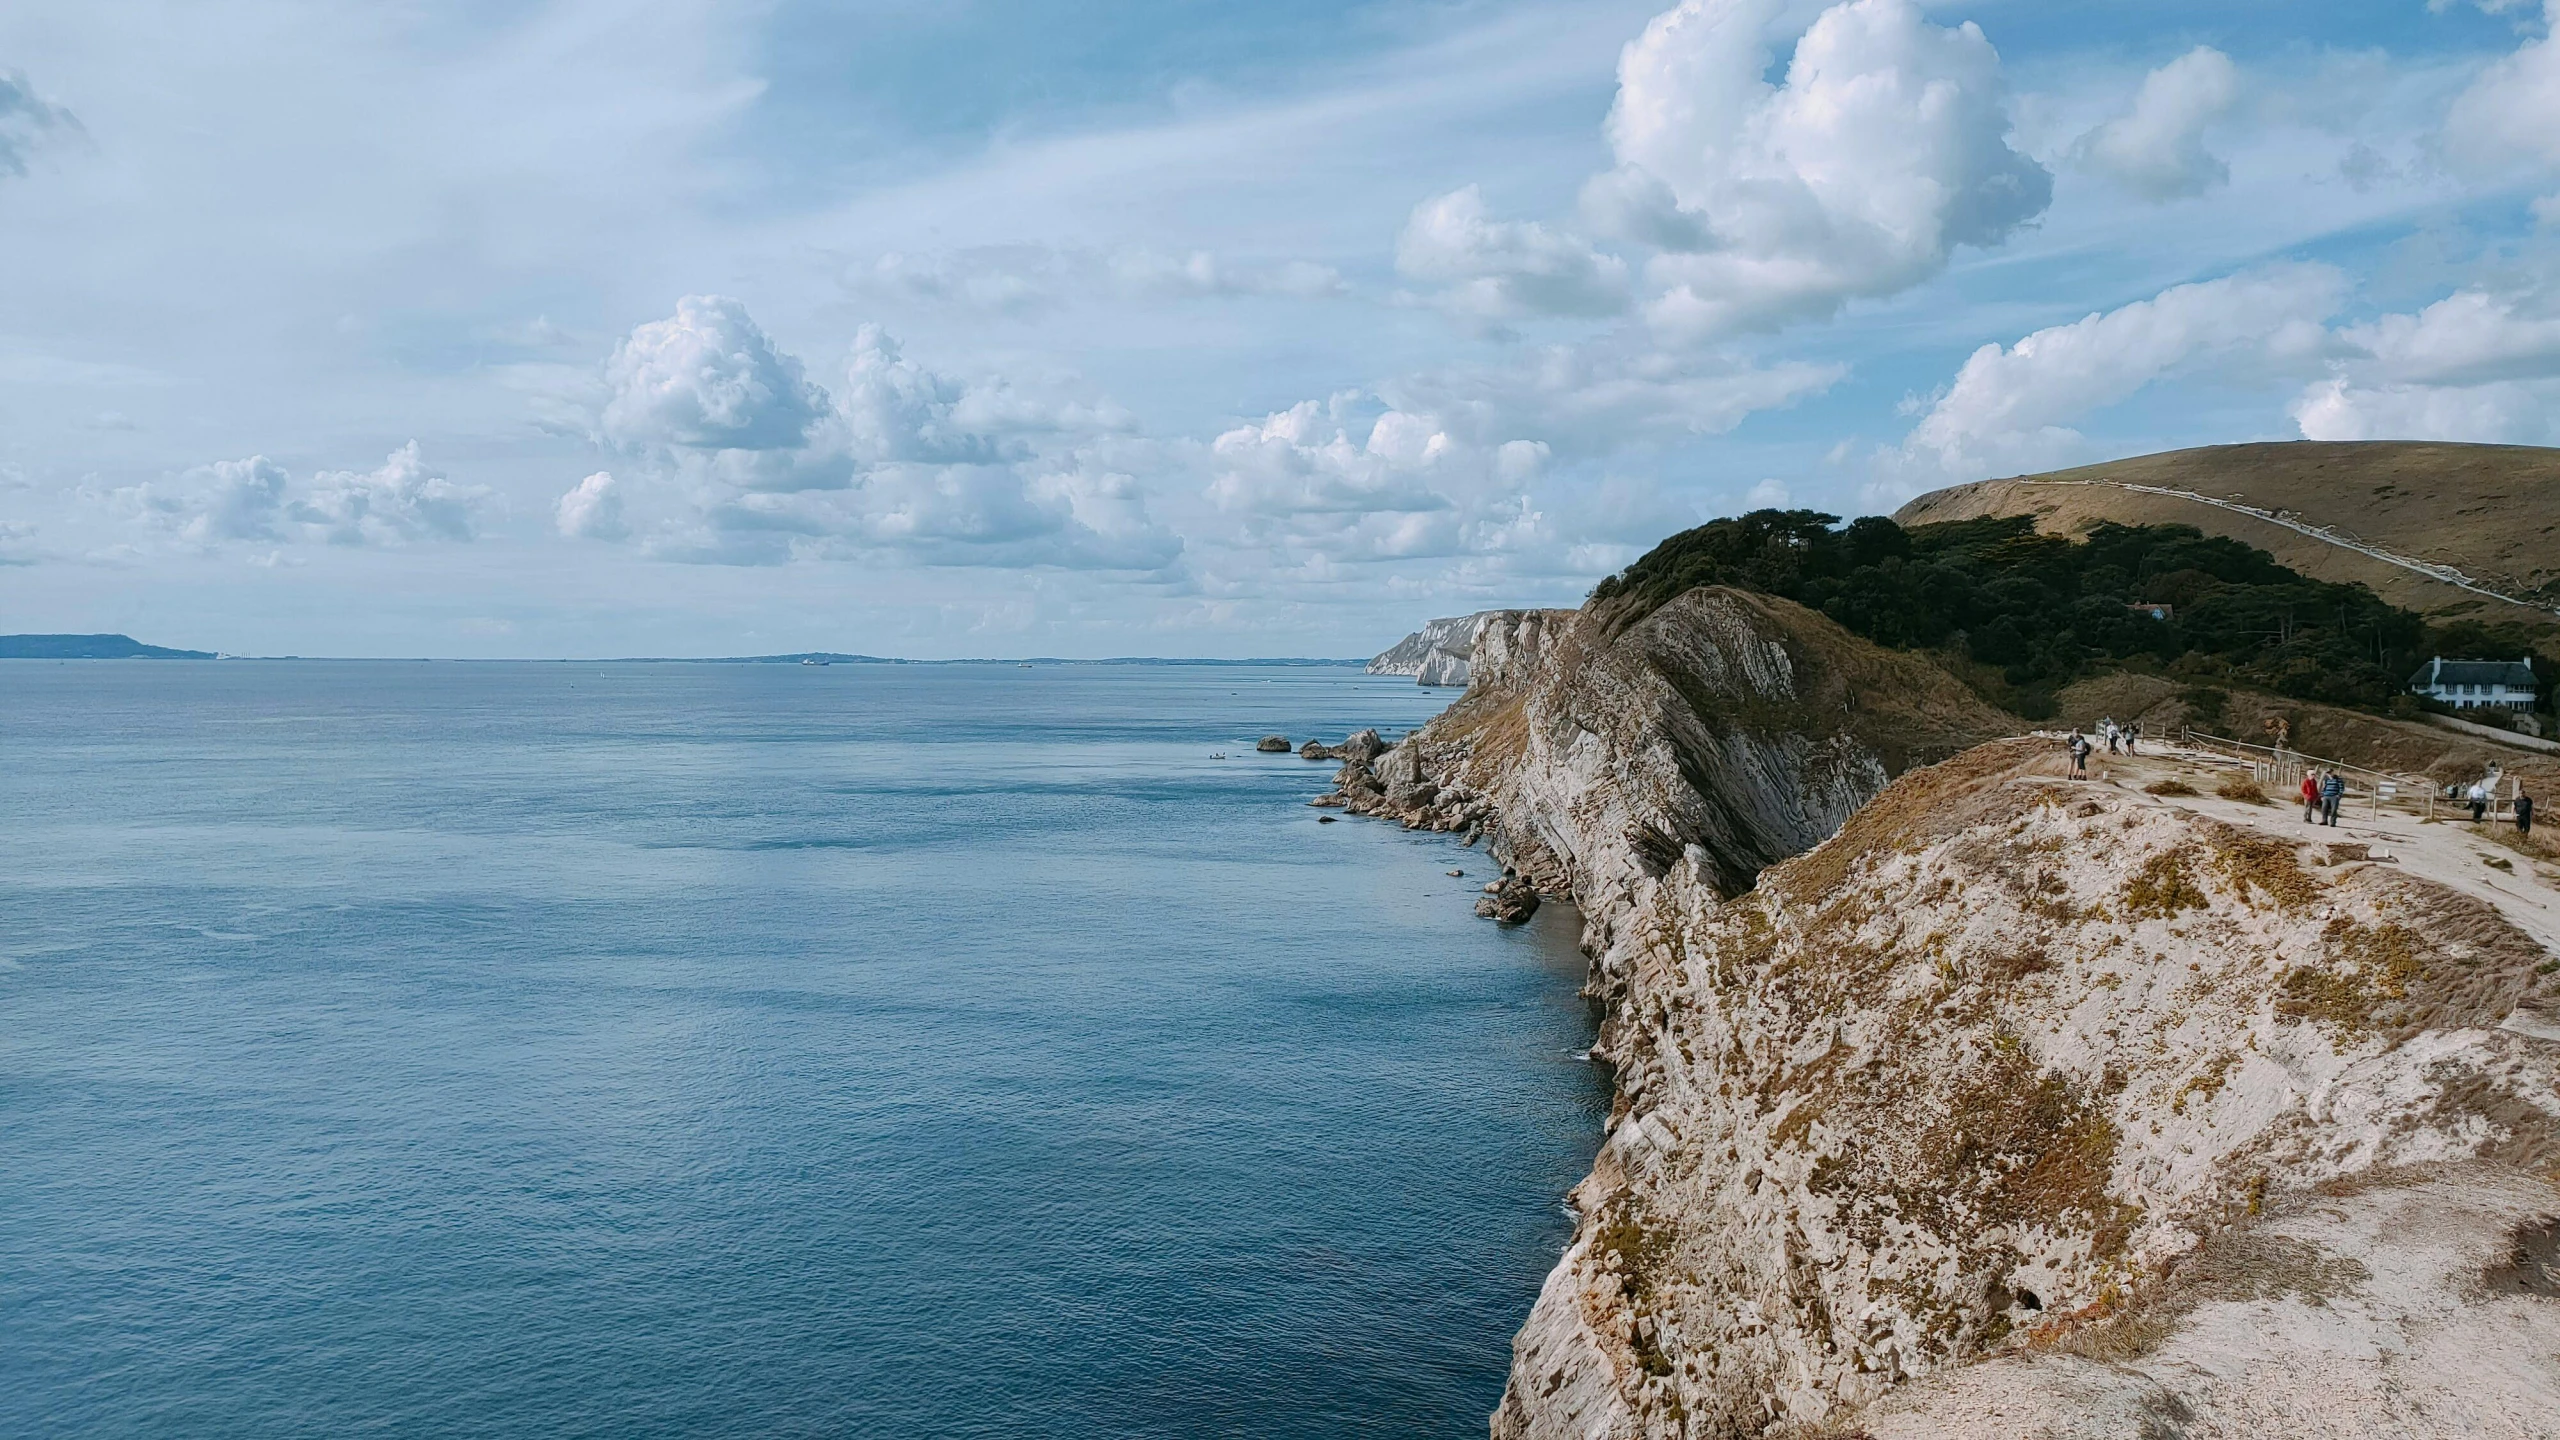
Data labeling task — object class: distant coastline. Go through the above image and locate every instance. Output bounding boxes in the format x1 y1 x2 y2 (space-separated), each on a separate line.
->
0 635 1368 666
0 634 217 660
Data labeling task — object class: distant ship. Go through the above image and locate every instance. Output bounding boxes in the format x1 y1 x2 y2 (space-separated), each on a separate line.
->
801 658 829 666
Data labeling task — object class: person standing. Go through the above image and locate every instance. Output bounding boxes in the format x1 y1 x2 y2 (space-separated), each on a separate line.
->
2299 771 2320 823
2519 792 2535 837
2470 779 2490 823
2068 729 2091 776
2320 770 2346 827
2127 723 2141 754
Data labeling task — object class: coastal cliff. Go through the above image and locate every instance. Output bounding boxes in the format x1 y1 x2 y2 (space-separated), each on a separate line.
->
1342 590 2560 1437
1368 612 1511 687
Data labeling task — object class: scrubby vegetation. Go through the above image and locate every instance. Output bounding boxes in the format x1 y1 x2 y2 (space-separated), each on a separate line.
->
1591 510 2559 720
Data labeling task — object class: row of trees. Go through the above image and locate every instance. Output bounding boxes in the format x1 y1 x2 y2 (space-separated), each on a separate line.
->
1590 510 2556 719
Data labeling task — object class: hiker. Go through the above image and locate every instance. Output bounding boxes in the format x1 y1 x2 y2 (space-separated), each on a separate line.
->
2519 792 2535 837
2105 720 2120 755
2320 770 2346 827
2067 729 2091 776
2299 771 2320 823
2469 779 2490 823
2127 723 2141 754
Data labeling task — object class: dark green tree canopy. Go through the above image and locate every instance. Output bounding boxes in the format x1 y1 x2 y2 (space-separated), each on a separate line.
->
1593 511 2553 717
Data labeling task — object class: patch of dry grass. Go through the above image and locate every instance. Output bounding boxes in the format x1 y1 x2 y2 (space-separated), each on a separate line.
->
2216 775 2270 805
2207 825 2323 910
2123 849 2209 919
2144 779 2199 797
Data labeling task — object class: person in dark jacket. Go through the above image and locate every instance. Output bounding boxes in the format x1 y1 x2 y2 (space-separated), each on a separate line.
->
2067 729 2090 775
2520 792 2536 837
2320 770 2345 827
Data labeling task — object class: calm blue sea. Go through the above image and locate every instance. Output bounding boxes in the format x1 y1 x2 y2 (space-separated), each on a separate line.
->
0 661 1603 1438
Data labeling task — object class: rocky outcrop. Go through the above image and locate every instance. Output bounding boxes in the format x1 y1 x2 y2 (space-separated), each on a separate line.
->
1343 588 2010 907
1476 871 1541 925
1369 612 1519 687
1344 582 2560 1436
1491 741 2560 1438
1256 735 1291 753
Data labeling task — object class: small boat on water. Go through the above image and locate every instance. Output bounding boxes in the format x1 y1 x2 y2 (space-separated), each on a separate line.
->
801 658 830 666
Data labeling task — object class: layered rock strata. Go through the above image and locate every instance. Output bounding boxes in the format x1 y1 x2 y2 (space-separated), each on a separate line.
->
1345 586 2560 1437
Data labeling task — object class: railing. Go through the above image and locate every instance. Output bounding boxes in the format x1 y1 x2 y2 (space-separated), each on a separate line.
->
2175 728 2439 821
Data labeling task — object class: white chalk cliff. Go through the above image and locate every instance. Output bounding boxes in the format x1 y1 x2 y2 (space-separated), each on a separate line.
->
1355 589 2560 1438
1369 612 1514 687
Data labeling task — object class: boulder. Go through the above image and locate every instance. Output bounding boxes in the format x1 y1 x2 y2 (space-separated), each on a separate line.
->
1298 738 1335 760
1473 871 1540 925
1336 728 1388 764
1256 735 1291 753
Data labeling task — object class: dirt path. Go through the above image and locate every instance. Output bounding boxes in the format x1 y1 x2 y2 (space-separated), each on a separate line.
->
2056 742 2560 957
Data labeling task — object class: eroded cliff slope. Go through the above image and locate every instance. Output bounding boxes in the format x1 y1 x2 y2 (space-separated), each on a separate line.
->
1343 589 2560 1438
1331 588 2010 908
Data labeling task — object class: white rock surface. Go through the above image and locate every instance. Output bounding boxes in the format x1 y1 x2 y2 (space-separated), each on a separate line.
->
1367 612 1517 686
1365 589 2560 1439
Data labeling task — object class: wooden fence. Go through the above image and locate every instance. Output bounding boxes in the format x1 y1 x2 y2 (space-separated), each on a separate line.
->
2175 728 2441 821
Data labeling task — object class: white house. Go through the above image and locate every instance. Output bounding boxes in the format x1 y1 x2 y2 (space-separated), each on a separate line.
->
2408 656 2538 712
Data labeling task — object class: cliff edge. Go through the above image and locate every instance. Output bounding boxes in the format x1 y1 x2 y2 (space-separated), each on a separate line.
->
1346 589 2560 1438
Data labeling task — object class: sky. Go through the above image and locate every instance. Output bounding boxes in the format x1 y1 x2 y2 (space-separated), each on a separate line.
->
2 0 2557 658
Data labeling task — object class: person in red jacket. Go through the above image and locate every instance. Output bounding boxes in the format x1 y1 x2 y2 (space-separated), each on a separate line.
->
2299 771 2320 823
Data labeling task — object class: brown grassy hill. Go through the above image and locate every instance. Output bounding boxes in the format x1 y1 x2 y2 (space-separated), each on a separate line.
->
1894 441 2560 633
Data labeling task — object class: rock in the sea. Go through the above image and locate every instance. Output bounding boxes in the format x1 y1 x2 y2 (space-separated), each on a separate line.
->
1473 871 1539 924
1255 735 1290 753
1298 738 1335 760
1315 815 1337 824
1335 728 1388 764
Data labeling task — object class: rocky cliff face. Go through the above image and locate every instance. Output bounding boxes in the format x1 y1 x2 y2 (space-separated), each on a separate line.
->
1335 589 2009 906
1348 588 2560 1438
1368 612 1515 687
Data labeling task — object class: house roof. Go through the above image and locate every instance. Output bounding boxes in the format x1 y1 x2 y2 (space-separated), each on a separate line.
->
2409 658 2538 689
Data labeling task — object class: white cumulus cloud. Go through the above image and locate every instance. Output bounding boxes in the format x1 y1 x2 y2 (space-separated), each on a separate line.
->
1591 0 2051 340
600 295 829 453
296 443 491 544
1892 263 2344 483
1395 186 1630 324
116 445 489 548
2072 47 2240 201
2291 288 2560 443
592 298 1180 572
555 471 627 540
2441 1 2560 181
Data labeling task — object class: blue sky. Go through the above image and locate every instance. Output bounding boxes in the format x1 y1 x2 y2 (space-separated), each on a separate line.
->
1 0 2555 657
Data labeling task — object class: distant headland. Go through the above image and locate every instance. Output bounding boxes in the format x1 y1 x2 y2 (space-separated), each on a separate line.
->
0 634 217 659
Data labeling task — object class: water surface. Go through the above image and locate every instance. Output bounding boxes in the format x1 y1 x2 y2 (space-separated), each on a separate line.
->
0 661 1604 1438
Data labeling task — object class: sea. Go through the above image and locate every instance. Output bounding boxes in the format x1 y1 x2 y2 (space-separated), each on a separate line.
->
0 660 1606 1438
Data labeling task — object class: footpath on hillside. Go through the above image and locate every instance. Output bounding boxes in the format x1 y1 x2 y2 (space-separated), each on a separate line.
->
2044 739 2560 958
